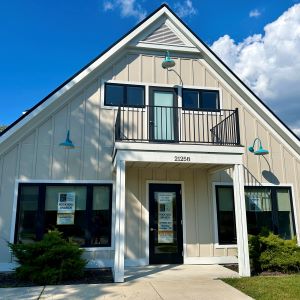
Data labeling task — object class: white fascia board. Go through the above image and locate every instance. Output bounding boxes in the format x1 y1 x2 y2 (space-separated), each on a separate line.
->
0 7 168 146
115 142 245 154
135 42 199 53
113 147 244 167
163 10 300 156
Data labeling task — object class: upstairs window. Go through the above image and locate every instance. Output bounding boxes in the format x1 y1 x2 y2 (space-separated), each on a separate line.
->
105 83 145 107
182 89 219 110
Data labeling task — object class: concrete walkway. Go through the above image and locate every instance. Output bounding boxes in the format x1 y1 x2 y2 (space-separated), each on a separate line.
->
0 265 252 300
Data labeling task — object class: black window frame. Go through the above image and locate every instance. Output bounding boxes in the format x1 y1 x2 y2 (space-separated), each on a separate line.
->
14 183 113 248
245 186 296 238
215 185 296 244
182 88 220 111
215 185 237 245
104 82 145 107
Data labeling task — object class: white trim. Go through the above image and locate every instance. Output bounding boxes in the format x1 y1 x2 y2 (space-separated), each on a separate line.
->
10 179 115 250
211 182 235 248
135 42 199 53
146 180 186 263
113 160 126 282
114 146 243 168
10 180 20 243
115 142 244 154
215 244 237 249
233 164 250 276
184 256 238 265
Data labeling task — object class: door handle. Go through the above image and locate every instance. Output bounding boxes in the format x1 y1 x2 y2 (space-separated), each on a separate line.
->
150 228 156 231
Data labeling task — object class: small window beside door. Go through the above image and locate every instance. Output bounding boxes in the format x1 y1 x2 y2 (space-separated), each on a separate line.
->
104 83 145 107
182 89 220 111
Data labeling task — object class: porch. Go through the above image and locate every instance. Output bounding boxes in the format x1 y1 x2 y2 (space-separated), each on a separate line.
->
112 142 250 282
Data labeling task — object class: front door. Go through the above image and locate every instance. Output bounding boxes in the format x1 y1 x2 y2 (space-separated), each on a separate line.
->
149 87 178 142
149 183 183 264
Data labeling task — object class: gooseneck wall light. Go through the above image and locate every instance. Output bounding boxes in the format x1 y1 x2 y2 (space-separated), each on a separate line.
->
248 138 269 156
59 130 75 149
161 51 176 69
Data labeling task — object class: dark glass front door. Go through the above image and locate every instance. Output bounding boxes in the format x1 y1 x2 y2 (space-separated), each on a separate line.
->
149 184 183 264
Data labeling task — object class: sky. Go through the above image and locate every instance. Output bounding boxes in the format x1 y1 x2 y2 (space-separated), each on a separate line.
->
0 0 300 135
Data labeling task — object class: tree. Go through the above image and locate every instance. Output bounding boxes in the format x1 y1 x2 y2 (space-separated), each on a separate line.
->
0 125 7 133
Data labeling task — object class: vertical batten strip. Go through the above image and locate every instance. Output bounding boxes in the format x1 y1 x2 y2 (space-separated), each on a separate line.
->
32 128 39 178
49 117 54 179
80 90 87 180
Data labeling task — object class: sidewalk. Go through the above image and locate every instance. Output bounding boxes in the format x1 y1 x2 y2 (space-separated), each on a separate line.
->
0 265 252 300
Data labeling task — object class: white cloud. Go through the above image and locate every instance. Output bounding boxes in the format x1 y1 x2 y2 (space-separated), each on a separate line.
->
103 1 114 11
102 0 146 21
249 9 261 18
174 0 197 18
211 4 300 136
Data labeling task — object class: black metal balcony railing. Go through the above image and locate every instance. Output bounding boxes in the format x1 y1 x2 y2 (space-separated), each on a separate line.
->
115 105 240 146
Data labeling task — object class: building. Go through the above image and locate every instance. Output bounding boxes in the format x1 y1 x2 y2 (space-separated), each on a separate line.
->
0 5 299 283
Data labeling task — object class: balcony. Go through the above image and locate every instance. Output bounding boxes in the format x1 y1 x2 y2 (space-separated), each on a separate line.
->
115 105 241 146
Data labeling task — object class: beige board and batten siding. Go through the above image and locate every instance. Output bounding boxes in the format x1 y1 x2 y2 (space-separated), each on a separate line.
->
0 78 116 262
125 166 237 260
0 50 299 263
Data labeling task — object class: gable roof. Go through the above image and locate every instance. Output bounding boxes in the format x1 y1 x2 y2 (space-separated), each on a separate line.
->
1 4 299 156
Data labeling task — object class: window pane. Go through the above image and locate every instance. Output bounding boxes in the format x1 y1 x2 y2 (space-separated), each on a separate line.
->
182 90 199 109
216 187 236 244
17 186 39 243
45 186 87 246
276 189 295 239
91 186 111 247
127 86 144 106
201 91 219 110
105 84 124 106
245 188 273 235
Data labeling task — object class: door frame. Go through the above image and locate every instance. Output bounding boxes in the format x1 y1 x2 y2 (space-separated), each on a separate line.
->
146 180 187 265
148 86 179 142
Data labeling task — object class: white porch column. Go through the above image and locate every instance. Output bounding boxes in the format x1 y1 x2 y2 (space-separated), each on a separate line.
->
233 164 251 276
114 160 126 282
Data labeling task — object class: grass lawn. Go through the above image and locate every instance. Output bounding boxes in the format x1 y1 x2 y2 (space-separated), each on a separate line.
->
223 275 300 300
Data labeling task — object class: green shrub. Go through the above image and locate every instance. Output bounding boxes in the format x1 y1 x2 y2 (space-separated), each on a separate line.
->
9 229 87 285
248 232 300 274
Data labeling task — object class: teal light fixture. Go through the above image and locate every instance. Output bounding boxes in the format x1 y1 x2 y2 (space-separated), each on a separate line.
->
162 51 175 69
248 138 269 155
59 130 75 149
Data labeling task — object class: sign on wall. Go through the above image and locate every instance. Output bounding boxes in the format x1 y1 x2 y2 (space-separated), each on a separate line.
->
157 192 174 243
57 192 76 225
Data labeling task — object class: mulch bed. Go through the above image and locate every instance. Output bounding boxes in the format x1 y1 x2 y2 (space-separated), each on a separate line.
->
222 264 295 276
0 268 113 288
222 264 239 272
